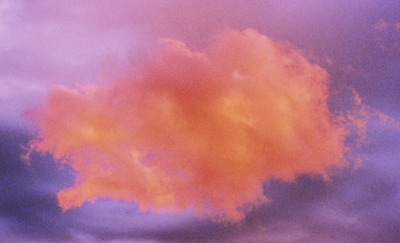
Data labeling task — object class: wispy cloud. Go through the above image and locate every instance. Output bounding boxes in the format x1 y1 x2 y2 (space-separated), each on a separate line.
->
373 19 400 51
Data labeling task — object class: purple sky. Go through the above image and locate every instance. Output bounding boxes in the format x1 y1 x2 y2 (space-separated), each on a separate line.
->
1 1 400 242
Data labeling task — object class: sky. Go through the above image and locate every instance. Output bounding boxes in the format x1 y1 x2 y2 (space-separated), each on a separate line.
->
1 0 400 242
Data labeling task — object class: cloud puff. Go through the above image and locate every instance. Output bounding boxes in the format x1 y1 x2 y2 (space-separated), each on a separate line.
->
26 28 351 221
373 19 400 51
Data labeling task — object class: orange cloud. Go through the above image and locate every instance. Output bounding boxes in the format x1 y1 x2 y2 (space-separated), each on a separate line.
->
26 29 351 221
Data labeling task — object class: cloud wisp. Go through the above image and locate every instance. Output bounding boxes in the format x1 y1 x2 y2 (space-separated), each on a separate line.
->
26 28 356 221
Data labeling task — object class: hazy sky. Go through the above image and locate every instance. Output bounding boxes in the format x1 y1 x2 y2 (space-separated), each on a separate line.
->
1 1 400 242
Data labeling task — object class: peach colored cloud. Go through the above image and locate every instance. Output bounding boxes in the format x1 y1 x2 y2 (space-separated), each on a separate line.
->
26 29 350 221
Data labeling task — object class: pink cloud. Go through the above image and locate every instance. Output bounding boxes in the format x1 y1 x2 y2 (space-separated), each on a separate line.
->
27 28 352 221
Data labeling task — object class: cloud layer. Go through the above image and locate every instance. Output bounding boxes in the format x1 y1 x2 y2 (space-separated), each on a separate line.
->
27 28 350 221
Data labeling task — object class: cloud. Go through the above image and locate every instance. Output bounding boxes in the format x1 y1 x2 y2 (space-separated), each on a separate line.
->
373 19 400 51
26 28 355 221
